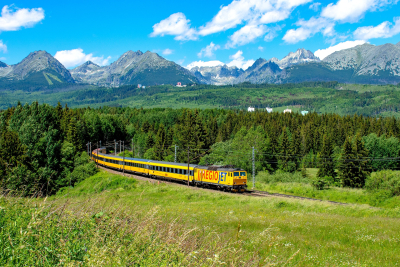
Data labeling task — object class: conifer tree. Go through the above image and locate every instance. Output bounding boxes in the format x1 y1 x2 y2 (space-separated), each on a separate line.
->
0 130 27 168
278 127 296 172
338 135 370 188
352 134 370 188
338 137 355 187
154 124 166 160
317 134 336 179
145 132 155 150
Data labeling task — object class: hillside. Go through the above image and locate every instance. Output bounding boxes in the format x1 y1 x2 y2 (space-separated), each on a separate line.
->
2 82 400 117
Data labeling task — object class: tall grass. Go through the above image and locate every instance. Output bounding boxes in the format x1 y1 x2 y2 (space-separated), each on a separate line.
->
256 170 309 184
2 171 400 266
0 190 292 266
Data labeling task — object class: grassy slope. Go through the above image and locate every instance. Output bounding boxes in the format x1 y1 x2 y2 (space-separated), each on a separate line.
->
255 169 400 208
2 170 398 266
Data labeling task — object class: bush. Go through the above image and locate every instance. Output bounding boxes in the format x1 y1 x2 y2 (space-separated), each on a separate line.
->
311 177 329 190
324 176 341 187
64 152 98 187
365 170 400 197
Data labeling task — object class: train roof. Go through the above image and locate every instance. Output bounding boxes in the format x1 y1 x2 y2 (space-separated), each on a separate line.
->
149 160 198 168
196 165 244 171
97 153 152 163
94 150 244 171
95 152 197 168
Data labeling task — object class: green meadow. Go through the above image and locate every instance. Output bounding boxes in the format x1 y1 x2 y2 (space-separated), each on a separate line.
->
255 169 400 209
2 170 399 266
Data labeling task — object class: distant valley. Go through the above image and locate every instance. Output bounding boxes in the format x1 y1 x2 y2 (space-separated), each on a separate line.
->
0 41 400 89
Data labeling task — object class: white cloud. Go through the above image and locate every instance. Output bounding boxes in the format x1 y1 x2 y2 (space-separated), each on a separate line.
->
309 2 321 11
0 57 5 61
186 60 225 69
321 0 399 23
227 50 255 70
314 40 367 60
226 24 267 48
150 12 197 41
197 42 220 58
0 40 7 53
264 25 282 41
54 48 111 68
0 5 45 32
198 0 311 36
152 0 311 46
162 48 173 55
353 17 400 40
197 0 253 36
282 0 399 44
258 46 264 51
259 9 291 24
186 50 254 70
283 17 334 43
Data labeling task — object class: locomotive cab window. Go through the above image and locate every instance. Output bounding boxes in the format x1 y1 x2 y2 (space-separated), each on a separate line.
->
234 172 240 177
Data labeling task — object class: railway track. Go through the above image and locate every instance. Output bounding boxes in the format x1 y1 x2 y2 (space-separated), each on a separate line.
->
243 190 347 205
98 165 347 206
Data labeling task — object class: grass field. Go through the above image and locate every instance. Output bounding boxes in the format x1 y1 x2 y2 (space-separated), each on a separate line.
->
254 169 400 208
1 170 400 266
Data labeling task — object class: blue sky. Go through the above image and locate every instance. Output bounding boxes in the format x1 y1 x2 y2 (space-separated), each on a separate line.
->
1 0 400 69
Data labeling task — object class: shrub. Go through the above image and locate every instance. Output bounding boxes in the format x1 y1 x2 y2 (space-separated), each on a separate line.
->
311 177 329 190
365 170 400 197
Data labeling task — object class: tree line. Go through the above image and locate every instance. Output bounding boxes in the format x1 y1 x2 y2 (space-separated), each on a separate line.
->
2 102 400 194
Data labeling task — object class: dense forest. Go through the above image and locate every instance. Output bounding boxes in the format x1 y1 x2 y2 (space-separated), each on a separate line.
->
1 102 400 195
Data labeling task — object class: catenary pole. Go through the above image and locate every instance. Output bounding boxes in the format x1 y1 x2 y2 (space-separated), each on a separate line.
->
120 140 122 154
252 146 255 189
187 146 190 186
96 142 99 169
132 138 134 157
114 139 117 156
123 141 125 175
175 145 177 163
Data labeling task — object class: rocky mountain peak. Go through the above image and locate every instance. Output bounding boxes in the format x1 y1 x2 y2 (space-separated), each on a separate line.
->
269 57 279 63
9 50 74 82
278 48 320 69
72 61 101 74
0 61 7 68
83 61 99 67
246 58 267 72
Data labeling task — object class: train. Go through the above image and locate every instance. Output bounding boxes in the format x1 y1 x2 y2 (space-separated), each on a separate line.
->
91 148 248 192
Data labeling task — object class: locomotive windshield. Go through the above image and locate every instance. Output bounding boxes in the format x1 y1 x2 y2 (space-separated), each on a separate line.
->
234 172 240 176
240 172 246 176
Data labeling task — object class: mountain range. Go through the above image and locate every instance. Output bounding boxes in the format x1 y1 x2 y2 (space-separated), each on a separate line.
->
0 41 400 89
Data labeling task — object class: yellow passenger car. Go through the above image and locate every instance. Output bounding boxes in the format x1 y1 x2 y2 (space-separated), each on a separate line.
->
92 149 247 192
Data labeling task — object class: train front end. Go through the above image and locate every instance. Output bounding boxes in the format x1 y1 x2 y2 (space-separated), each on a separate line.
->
232 170 247 192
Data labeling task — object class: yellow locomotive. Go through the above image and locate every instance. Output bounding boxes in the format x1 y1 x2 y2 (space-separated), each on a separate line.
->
92 148 247 192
